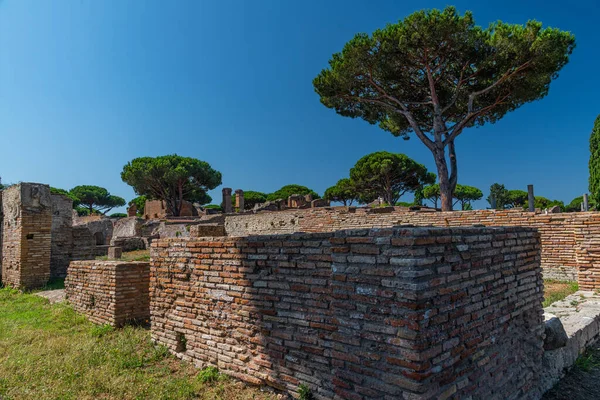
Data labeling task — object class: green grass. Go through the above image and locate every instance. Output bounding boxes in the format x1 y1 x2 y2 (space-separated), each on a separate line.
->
575 350 600 372
543 279 579 307
0 287 275 400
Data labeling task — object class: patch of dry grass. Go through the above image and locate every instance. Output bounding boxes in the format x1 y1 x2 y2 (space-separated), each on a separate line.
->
0 287 277 400
96 249 150 262
543 279 579 308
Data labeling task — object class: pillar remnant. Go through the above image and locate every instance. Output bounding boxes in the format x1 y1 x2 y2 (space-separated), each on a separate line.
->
108 246 123 259
127 203 137 217
222 188 233 213
235 189 244 212
584 194 589 212
2 183 52 289
528 184 535 212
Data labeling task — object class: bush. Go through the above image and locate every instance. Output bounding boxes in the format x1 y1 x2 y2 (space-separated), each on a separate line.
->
243 191 267 209
266 185 319 202
203 204 223 212
197 366 222 384
110 213 127 218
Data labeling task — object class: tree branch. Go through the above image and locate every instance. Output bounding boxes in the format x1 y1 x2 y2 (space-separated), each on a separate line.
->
442 60 532 145
441 60 470 113
339 93 436 150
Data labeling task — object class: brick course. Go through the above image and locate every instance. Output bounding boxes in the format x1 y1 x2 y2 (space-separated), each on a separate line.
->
225 208 600 287
65 260 150 327
150 226 544 399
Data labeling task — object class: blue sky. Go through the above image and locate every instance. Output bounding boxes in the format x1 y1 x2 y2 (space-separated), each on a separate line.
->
1 0 598 212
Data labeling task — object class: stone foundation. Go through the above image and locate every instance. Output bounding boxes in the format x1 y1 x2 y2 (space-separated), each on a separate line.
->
540 291 600 393
150 226 544 399
65 260 150 327
1 183 52 289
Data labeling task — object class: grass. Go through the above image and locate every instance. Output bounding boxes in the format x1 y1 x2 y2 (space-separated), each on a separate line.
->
574 350 600 372
96 249 151 262
543 279 579 307
0 286 276 400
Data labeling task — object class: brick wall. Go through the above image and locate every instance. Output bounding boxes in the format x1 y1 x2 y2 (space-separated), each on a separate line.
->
65 260 150 327
143 200 197 219
150 226 544 399
50 194 73 278
224 208 600 287
1 183 52 289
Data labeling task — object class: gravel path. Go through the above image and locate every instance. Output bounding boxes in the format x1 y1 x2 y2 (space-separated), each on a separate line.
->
35 289 66 304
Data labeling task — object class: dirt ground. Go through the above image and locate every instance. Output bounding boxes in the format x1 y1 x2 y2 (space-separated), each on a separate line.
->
543 344 600 399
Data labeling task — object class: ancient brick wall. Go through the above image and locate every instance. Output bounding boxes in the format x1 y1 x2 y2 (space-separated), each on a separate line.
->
1 183 52 289
150 227 544 399
50 194 73 278
65 260 150 327
224 208 600 286
143 200 197 219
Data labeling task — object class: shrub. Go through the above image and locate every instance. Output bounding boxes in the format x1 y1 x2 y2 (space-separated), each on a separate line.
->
110 213 127 218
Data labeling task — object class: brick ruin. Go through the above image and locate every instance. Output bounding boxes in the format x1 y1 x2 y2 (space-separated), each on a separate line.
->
65 260 150 326
1 183 52 289
50 193 73 278
0 183 117 289
143 199 199 219
149 227 544 399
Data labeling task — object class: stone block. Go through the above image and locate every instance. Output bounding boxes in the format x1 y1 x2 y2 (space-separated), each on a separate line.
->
108 246 123 259
189 224 226 237
311 199 330 208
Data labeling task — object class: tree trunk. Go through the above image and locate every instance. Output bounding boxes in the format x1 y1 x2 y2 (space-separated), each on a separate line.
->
433 147 453 211
166 199 177 217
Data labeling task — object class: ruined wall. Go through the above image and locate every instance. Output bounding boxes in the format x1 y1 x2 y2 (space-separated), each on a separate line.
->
70 226 109 260
50 194 73 278
150 226 544 399
75 218 113 246
1 183 52 289
224 208 600 286
143 200 197 219
65 260 150 326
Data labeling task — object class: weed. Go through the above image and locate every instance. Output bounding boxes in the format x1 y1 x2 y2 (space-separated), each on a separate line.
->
198 366 221 384
575 351 600 372
298 383 314 400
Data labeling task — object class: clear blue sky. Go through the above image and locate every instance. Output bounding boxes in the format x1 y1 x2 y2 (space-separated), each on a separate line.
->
1 0 598 211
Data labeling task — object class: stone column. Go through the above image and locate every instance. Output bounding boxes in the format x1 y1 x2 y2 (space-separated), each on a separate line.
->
222 188 233 213
528 185 535 212
235 189 244 212
2 183 52 289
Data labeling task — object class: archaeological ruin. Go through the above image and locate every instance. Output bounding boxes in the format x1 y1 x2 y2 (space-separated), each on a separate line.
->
4 182 600 398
